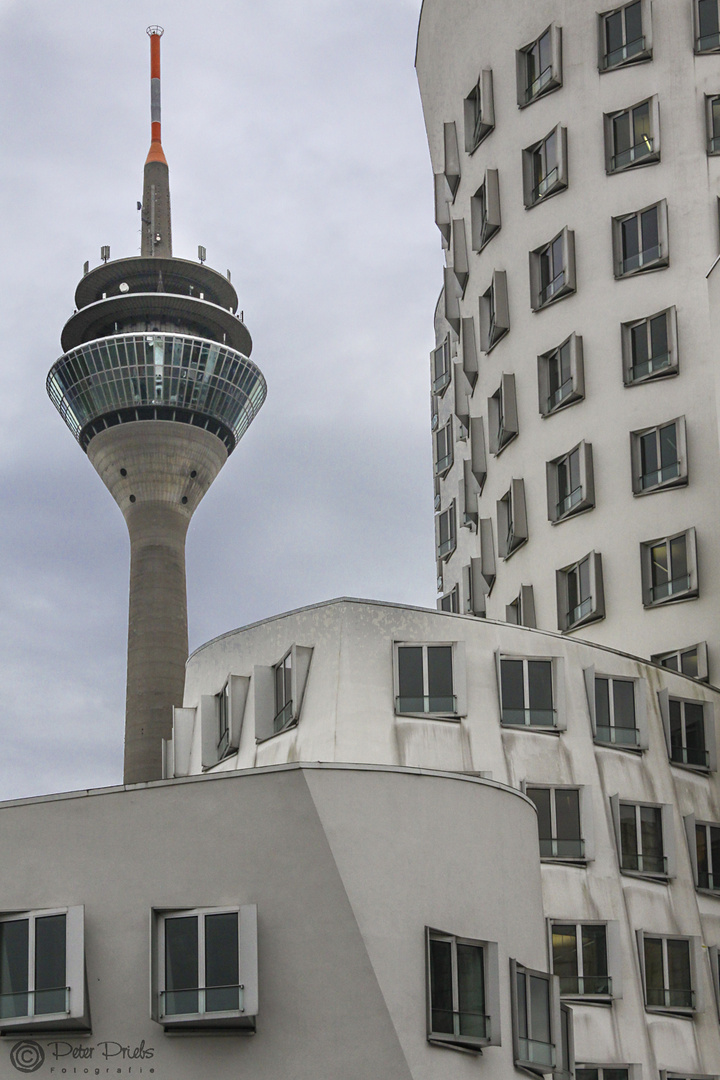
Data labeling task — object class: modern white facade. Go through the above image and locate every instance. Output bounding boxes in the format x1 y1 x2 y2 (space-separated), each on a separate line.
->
165 597 720 1078
416 0 720 682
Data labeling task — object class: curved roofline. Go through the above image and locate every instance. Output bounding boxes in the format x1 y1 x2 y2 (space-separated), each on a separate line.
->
186 595 719 691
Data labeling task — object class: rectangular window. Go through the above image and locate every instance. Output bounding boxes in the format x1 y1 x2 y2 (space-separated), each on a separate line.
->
538 334 584 416
217 682 230 757
669 697 709 769
443 121 461 198
500 657 555 727
640 528 698 607
600 1 649 69
506 585 537 629
707 95 720 154
436 502 457 559
274 651 293 733
696 822 720 891
488 372 518 455
595 676 639 747
511 961 565 1071
605 97 659 172
523 125 568 208
551 924 611 997
427 930 492 1049
0 907 88 1032
396 643 457 716
618 802 667 875
431 337 451 395
497 479 528 559
439 585 459 613
631 418 687 494
433 419 453 477
557 552 605 632
526 787 584 859
463 71 495 153
577 1070 632 1080
640 934 695 1011
471 170 501 251
613 200 668 277
155 906 258 1030
547 442 594 523
517 25 563 107
479 270 510 353
530 228 576 310
622 306 678 384
652 642 708 682
696 0 720 53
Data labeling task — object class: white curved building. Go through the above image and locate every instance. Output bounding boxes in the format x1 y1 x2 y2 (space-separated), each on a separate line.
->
416 0 720 682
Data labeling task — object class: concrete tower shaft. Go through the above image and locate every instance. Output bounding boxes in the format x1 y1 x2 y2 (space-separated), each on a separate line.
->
47 28 267 785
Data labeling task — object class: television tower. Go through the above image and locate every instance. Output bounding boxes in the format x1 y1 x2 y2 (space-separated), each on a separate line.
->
47 27 266 785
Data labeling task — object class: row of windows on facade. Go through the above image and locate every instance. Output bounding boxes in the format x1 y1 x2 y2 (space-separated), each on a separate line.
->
440 0 720 202
0 905 258 1035
429 924 720 1075
1 907 714 1079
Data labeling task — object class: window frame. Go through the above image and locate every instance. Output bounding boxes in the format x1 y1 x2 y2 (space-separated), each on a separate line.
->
253 645 313 743
0 906 88 1034
523 124 568 209
425 927 500 1050
505 585 537 629
706 94 720 154
622 305 678 386
479 270 510 353
583 668 648 751
471 170 501 252
577 1067 641 1080
684 815 720 895
433 417 454 478
438 585 460 614
510 959 568 1075
431 336 452 396
436 500 457 561
651 642 709 682
556 552 605 632
548 919 622 1002
463 71 495 155
610 796 675 880
630 417 687 495
524 783 593 863
530 227 576 311
598 1 652 71
538 333 584 416
604 96 660 174
695 0 720 55
488 372 518 455
394 640 467 719
657 689 716 772
516 24 563 108
443 121 461 199
640 527 698 608
547 441 594 523
612 199 669 278
636 931 701 1016
497 478 528 559
497 653 564 732
152 905 258 1031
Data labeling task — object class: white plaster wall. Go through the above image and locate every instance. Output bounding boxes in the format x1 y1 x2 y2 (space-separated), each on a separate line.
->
416 0 720 676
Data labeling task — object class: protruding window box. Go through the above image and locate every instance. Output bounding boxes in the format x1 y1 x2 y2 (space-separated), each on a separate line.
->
394 642 467 719
599 1 652 70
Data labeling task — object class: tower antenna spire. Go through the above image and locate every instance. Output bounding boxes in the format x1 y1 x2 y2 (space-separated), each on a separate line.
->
141 26 172 257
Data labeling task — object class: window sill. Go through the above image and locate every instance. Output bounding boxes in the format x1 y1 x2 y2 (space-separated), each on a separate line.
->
642 588 698 610
599 49 652 73
255 719 298 745
532 284 575 313
525 181 567 211
607 152 660 176
493 431 518 457
552 500 594 525
161 1016 256 1034
620 868 670 885
593 738 643 755
643 1005 697 1018
615 256 669 279
624 365 677 388
696 886 720 899
501 723 561 736
669 758 711 777
428 1035 486 1054
485 326 509 354
396 711 463 722
540 856 588 867
519 79 562 110
562 610 604 634
632 475 687 497
559 993 613 1006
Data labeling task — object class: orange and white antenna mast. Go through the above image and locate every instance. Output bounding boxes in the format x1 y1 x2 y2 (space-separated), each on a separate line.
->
141 26 172 257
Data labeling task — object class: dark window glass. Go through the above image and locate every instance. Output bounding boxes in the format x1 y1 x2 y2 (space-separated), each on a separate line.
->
528 661 553 716
552 925 578 991
165 916 198 1016
428 646 453 705
34 915 66 1015
641 806 663 871
556 788 581 843
457 943 486 1038
613 680 636 730
548 340 572 408
0 919 29 1019
681 649 699 678
429 938 454 1034
205 913 239 1012
398 647 423 702
529 973 551 1044
527 787 552 843
699 0 720 49
666 938 692 1007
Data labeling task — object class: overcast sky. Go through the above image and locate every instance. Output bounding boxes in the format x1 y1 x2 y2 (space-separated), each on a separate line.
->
0 0 440 799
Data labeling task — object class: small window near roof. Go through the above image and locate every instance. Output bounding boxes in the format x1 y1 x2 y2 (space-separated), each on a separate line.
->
523 125 568 208
439 585 459 613
395 642 465 717
547 442 594 523
630 417 687 495
463 71 495 153
516 25 563 107
612 200 668 277
426 928 500 1050
640 528 698 607
217 682 231 758
594 676 639 748
599 1 650 70
526 786 586 861
658 691 715 772
695 0 720 54
506 585 536 628
530 228 576 311
605 97 659 173
652 642 708 682
622 306 678 385
471 170 501 251
500 657 555 728
556 552 605 632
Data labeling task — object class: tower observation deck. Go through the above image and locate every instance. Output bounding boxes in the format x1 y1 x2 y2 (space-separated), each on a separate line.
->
47 27 266 785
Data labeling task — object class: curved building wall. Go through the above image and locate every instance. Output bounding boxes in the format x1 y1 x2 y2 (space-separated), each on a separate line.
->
416 0 720 678
174 597 720 1075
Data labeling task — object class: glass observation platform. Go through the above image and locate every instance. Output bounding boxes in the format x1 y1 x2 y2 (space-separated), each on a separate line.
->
47 333 267 453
